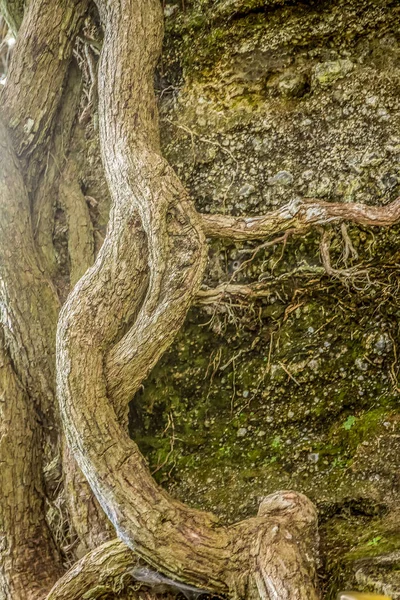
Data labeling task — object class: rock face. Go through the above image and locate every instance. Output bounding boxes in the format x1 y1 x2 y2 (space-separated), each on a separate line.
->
130 1 400 597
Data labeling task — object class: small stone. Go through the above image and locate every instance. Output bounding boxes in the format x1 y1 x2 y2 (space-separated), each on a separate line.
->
308 359 320 372
374 333 392 355
238 183 256 197
267 170 294 186
237 427 247 437
164 4 178 16
308 453 319 463
242 390 249 398
366 95 378 107
361 152 384 167
278 72 308 98
313 59 353 87
308 176 332 198
377 108 390 121
288 410 294 418
380 172 398 191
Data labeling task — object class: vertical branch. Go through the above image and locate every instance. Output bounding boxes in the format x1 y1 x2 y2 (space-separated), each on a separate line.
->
1 0 88 195
0 117 59 431
59 158 95 287
0 331 63 600
0 0 111 566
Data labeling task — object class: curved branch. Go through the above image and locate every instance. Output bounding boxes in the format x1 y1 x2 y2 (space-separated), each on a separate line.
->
45 539 137 600
201 196 400 241
57 1 320 598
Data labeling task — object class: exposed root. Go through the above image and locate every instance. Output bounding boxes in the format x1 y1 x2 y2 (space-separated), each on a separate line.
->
201 196 400 241
196 282 272 305
340 223 359 264
319 229 372 290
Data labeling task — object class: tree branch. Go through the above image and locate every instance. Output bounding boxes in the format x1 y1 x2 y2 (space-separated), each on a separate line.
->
45 539 138 600
0 329 63 600
0 117 60 432
196 283 271 305
0 0 112 566
200 196 400 241
1 0 88 194
56 0 320 598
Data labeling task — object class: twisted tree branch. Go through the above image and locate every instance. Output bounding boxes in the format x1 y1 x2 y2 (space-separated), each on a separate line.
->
56 1 320 599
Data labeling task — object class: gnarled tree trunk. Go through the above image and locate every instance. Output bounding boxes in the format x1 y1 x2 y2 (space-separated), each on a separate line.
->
0 0 399 599
57 1 319 598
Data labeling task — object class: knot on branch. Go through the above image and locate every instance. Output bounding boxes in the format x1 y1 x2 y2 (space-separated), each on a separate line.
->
258 490 318 526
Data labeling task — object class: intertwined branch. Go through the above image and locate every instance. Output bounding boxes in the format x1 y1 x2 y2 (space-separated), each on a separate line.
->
0 0 400 599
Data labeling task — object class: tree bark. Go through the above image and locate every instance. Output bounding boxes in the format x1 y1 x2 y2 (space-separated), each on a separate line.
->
1 0 88 196
2 0 398 597
56 1 320 599
201 196 400 241
0 329 62 600
0 0 112 571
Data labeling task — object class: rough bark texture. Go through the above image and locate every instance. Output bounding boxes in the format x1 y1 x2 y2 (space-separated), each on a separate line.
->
0 0 399 598
0 331 62 600
0 0 111 580
0 116 59 437
2 0 88 194
56 1 320 599
45 539 138 600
